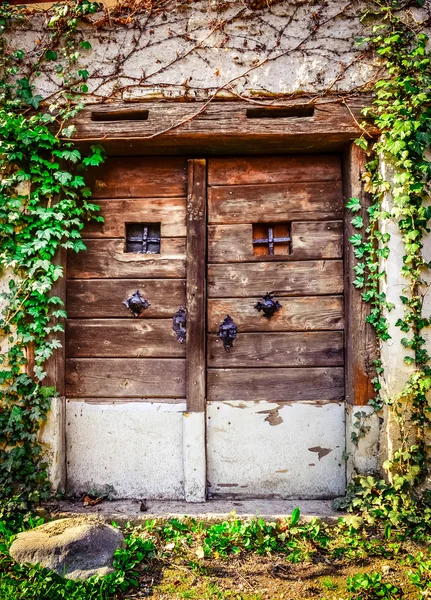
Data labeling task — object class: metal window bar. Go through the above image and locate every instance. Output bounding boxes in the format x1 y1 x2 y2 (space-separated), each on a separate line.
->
252 226 291 255
126 223 161 253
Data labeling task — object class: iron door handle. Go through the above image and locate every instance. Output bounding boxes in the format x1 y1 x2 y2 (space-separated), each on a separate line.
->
123 290 150 317
219 315 237 352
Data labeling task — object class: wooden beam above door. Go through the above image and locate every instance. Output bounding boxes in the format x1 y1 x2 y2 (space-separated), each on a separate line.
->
70 98 378 156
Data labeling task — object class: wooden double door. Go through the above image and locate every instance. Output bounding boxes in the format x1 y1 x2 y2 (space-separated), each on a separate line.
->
65 154 345 498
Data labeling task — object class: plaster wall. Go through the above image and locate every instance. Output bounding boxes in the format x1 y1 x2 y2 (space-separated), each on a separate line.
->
7 0 379 102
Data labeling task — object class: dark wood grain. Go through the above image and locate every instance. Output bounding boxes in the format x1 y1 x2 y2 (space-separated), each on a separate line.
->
71 99 377 156
207 331 344 367
208 154 341 186
66 358 186 397
343 143 377 405
66 279 186 318
208 221 343 263
82 198 186 238
208 181 343 224
207 367 345 402
68 239 186 279
207 296 344 332
66 319 185 357
208 261 343 298
87 157 187 198
186 159 207 412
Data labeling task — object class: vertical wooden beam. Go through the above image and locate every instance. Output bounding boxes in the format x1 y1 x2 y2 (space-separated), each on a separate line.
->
186 159 207 412
184 159 207 502
44 246 67 491
343 143 378 406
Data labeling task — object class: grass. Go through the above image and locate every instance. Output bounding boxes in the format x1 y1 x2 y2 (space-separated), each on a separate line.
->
1 510 431 599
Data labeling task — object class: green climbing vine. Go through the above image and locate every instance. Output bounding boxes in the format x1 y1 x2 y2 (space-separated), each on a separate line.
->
0 0 104 512
342 0 431 523
0 0 430 529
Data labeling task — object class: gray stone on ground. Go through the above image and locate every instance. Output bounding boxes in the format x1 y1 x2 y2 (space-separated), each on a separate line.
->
9 516 124 580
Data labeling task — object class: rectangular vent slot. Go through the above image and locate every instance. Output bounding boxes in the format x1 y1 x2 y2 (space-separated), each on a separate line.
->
91 110 149 122
246 105 314 119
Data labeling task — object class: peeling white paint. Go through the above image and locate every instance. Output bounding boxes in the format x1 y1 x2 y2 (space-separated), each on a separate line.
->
66 402 185 499
183 412 206 502
207 401 346 499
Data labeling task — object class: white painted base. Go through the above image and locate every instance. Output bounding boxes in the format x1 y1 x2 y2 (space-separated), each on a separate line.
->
207 401 346 499
66 401 185 499
183 412 206 502
345 404 380 481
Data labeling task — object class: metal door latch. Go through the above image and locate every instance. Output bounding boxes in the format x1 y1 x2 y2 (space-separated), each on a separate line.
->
219 315 237 352
123 290 151 317
255 292 281 319
173 307 187 344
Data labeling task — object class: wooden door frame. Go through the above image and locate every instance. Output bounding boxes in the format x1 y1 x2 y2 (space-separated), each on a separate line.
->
47 98 378 493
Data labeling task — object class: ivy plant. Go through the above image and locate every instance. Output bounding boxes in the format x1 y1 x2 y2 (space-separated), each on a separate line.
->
0 0 104 511
345 0 431 513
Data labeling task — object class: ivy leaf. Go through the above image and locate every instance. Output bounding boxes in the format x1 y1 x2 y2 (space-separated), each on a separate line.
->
45 50 58 61
28 95 43 109
349 233 363 247
54 171 73 185
351 215 364 229
346 197 361 213
354 137 368 151
80 41 92 50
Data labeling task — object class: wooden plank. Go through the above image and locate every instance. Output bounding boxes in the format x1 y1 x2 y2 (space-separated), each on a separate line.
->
207 331 344 367
207 367 345 402
186 159 207 412
71 99 378 156
66 358 186 397
66 279 186 318
208 221 342 263
207 296 344 332
82 198 186 238
208 154 341 186
208 181 343 224
66 319 185 358
66 397 186 404
68 239 186 279
208 261 343 298
343 143 377 406
87 157 187 198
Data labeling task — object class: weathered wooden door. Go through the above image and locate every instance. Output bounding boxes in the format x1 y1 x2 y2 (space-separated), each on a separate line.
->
205 155 346 498
65 158 189 498
64 153 346 500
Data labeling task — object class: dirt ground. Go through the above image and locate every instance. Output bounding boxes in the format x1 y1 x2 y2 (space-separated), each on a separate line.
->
121 552 419 600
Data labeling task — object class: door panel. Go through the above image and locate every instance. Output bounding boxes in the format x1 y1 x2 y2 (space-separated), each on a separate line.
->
66 157 187 403
207 154 341 186
208 261 344 297
67 279 186 318
207 296 344 332
206 154 346 498
208 221 343 263
207 367 344 402
207 331 344 368
82 198 186 238
208 181 343 224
